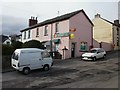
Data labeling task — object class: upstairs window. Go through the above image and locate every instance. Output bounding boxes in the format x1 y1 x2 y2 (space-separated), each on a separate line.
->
24 31 26 39
55 23 59 33
44 26 48 36
117 28 119 35
36 28 39 37
117 37 119 46
28 30 31 39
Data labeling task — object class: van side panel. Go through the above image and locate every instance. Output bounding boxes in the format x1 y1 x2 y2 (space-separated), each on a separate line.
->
20 51 42 70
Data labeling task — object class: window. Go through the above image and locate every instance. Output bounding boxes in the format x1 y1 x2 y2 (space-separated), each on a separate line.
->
80 42 88 51
41 51 50 58
44 26 48 36
12 52 19 60
36 28 39 37
55 23 59 33
90 50 97 53
24 31 26 39
6 41 10 45
117 28 119 35
28 30 31 39
117 37 119 46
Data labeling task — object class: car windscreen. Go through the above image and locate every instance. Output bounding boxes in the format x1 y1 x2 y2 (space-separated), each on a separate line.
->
12 52 19 60
90 50 97 53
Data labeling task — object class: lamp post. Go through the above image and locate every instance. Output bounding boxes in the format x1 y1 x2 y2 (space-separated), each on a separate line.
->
50 24 53 58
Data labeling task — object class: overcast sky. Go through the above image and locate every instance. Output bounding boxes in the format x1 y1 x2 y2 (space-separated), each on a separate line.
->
0 0 119 36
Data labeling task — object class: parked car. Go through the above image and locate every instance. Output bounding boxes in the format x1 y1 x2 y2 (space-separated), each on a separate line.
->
81 48 106 61
11 48 53 75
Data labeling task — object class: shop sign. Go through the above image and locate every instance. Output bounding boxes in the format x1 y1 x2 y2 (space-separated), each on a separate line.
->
70 34 74 39
69 28 76 32
54 32 69 38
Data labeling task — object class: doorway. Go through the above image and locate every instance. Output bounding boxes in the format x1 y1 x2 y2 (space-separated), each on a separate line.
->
71 43 75 58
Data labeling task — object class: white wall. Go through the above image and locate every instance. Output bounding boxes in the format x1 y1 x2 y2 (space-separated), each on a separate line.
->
21 30 32 43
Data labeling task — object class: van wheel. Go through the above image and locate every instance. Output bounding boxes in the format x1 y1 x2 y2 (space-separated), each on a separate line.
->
22 67 30 75
43 65 49 71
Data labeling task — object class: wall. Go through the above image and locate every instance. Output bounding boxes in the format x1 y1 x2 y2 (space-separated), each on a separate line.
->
69 12 93 57
21 30 32 43
113 25 120 50
92 17 113 51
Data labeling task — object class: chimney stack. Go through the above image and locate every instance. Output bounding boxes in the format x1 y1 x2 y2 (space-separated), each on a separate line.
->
95 13 101 18
29 16 38 26
114 20 119 25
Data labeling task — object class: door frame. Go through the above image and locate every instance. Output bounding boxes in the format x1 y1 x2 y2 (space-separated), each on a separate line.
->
71 42 76 58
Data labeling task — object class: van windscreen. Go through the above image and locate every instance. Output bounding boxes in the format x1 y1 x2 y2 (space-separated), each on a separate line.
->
12 52 19 60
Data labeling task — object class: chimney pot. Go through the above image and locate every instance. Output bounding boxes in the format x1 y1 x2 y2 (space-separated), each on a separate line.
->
114 20 119 25
29 16 38 26
95 13 101 18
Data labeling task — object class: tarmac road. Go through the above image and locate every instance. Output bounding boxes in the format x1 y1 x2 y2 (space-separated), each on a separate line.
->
2 50 119 89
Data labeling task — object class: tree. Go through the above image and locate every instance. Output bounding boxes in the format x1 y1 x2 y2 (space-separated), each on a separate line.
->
2 44 14 55
11 41 23 49
22 40 45 49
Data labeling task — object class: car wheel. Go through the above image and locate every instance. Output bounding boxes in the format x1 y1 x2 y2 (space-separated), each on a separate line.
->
43 65 49 71
103 54 106 58
22 67 30 75
93 57 96 61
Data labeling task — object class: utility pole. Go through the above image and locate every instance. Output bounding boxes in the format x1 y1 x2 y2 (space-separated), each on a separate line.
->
50 24 53 58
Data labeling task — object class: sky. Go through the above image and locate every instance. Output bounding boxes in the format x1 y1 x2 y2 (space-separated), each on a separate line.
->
0 0 119 36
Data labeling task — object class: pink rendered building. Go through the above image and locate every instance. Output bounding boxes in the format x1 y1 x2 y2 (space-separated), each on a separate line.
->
21 9 93 59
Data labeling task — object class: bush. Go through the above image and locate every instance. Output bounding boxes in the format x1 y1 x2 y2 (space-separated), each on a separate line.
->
11 41 23 49
2 44 15 55
22 40 45 49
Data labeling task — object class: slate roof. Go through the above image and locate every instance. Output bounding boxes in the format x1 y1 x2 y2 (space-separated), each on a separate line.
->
101 17 120 27
21 9 93 32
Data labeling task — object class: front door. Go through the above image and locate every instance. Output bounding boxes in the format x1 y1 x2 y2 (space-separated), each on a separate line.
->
71 43 75 58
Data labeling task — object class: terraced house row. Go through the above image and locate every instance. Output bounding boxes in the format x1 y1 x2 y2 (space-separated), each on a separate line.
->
20 9 120 59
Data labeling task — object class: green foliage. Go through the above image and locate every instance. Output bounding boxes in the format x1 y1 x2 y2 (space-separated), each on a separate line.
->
22 40 45 49
11 41 23 49
2 44 15 55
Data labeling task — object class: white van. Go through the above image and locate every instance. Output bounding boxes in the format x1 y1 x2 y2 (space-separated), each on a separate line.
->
11 48 53 75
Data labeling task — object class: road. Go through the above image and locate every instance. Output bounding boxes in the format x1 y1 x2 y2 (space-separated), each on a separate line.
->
2 50 119 89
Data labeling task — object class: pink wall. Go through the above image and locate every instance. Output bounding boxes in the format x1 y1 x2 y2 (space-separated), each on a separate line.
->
32 25 52 42
31 12 93 59
52 20 70 59
69 12 93 57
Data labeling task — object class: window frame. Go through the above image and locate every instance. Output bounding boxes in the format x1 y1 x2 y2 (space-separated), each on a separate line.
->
28 30 31 39
36 28 39 37
44 25 48 36
117 28 119 35
55 23 59 33
24 31 26 39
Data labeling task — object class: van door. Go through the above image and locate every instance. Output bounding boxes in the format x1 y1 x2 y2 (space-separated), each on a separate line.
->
31 52 43 69
41 51 52 66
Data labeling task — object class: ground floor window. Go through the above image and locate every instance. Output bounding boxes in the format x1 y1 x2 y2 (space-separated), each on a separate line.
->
80 42 88 51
